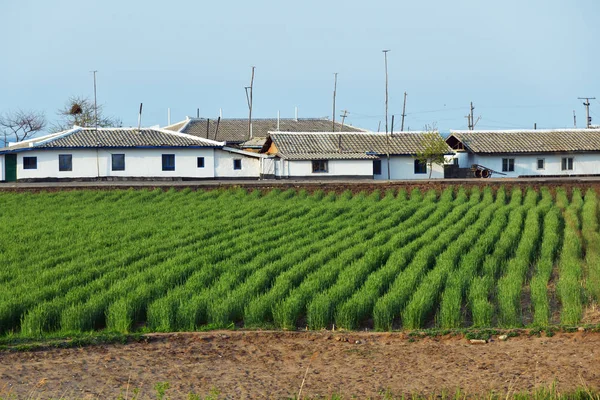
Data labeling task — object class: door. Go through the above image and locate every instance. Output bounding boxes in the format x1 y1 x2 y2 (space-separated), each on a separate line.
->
5 154 16 182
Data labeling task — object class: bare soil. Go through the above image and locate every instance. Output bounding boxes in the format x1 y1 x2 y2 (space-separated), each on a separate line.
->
1 331 600 399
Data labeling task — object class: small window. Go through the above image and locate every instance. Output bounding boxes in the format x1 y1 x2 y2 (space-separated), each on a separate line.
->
23 156 37 170
312 160 328 173
112 154 125 171
414 159 427 174
561 157 573 171
233 159 242 170
502 158 515 172
453 158 459 166
537 158 545 170
59 154 72 172
162 154 175 171
197 157 205 168
373 159 382 175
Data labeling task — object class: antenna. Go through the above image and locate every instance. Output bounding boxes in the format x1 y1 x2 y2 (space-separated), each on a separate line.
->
332 72 338 132
137 103 143 131
245 66 255 139
382 50 391 134
578 97 596 128
91 70 98 131
197 108 200 118
573 110 577 128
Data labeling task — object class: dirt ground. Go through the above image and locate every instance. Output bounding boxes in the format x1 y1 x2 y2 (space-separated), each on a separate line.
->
1 331 599 399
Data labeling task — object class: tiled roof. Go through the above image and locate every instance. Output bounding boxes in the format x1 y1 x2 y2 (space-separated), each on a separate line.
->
269 132 451 160
1 127 223 152
449 129 600 154
171 118 366 143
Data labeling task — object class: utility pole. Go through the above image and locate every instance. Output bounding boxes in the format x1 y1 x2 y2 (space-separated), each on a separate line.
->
573 110 577 128
332 73 338 132
382 50 390 134
470 102 474 130
92 70 98 131
578 97 596 128
387 115 394 180
339 110 348 131
245 66 255 139
400 92 407 131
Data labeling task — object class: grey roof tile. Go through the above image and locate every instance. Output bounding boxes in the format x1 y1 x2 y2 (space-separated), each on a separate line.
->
172 118 366 143
270 132 450 160
1 127 222 152
449 129 600 154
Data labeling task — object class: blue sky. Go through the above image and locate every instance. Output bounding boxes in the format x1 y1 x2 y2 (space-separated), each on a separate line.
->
1 0 599 133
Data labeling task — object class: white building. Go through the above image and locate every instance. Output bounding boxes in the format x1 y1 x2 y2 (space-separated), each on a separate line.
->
261 132 451 180
0 127 266 182
447 129 600 177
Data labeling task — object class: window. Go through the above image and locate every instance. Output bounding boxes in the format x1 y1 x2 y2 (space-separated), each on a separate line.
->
112 154 125 171
453 158 459 166
23 157 37 170
561 157 573 171
414 159 427 174
162 154 175 171
233 159 242 170
197 157 205 168
502 158 515 172
373 159 382 175
312 160 328 173
59 154 72 171
537 158 545 170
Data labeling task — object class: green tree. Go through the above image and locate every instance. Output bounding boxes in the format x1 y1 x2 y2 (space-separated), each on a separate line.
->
414 123 450 179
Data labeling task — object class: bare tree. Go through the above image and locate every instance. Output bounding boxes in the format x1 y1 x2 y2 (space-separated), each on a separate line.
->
0 110 47 145
52 96 122 132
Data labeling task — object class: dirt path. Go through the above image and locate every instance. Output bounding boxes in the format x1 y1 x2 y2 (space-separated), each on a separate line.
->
1 331 599 399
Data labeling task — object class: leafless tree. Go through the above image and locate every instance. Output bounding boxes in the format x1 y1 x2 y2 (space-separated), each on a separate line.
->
52 96 122 132
0 110 47 145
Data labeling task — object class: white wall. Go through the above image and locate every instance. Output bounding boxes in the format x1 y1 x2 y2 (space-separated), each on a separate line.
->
374 156 445 180
280 159 372 178
214 150 260 178
15 148 216 179
472 153 600 177
0 155 4 181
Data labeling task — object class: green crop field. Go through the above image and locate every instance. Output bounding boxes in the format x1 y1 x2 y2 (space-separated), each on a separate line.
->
0 186 598 337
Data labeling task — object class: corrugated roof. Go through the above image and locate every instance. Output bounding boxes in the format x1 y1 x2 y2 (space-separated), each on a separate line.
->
269 132 451 160
449 129 600 154
170 118 366 143
0 127 223 152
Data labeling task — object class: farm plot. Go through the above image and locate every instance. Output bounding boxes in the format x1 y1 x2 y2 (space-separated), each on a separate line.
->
0 186 597 336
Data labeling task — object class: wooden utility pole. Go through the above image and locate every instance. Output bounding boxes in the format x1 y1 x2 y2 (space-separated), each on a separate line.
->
400 92 407 131
339 110 348 131
470 102 474 130
245 66 255 139
578 97 596 128
383 50 390 134
332 73 338 132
